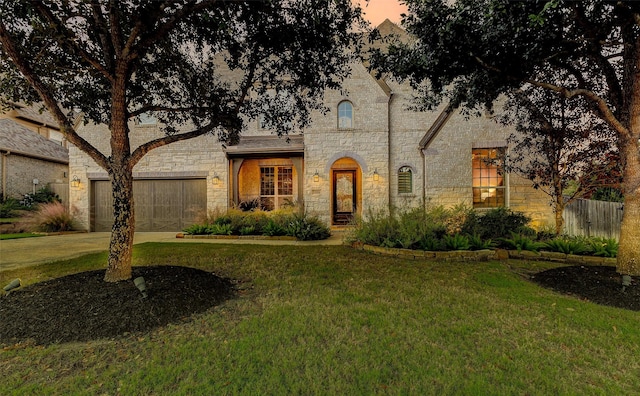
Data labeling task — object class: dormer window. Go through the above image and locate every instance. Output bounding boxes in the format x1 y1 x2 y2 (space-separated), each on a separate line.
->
338 101 353 129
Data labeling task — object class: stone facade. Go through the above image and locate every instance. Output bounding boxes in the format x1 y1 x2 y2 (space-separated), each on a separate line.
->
0 118 69 202
68 21 554 231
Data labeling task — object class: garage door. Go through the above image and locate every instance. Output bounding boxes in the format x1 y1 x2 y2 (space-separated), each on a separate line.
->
92 179 207 232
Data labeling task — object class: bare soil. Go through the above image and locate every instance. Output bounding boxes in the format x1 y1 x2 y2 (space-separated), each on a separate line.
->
0 266 236 346
1 264 637 347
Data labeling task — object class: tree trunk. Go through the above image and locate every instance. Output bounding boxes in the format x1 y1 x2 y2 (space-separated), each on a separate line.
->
104 165 135 282
104 67 134 282
616 117 640 275
616 156 640 276
554 199 565 235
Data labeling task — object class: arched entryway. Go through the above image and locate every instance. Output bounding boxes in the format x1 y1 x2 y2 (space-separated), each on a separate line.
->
330 157 362 225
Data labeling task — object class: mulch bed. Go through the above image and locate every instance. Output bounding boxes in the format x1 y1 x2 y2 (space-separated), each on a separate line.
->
0 266 235 346
532 265 640 311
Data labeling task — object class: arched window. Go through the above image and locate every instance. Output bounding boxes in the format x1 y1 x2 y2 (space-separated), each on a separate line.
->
398 166 413 194
338 101 353 129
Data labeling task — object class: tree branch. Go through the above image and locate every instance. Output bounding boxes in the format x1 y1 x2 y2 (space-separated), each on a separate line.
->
0 21 109 170
524 78 629 138
29 0 114 83
129 122 221 165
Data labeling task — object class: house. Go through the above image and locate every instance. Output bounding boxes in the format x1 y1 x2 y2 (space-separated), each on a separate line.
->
0 104 69 202
68 20 554 232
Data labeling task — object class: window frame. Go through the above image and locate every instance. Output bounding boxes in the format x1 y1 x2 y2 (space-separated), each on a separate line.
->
472 147 507 208
337 100 353 129
260 166 294 210
398 166 413 194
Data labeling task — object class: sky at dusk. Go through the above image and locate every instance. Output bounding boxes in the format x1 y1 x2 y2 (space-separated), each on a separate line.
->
354 0 408 27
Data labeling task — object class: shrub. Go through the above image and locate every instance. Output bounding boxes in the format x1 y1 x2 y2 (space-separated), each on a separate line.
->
462 207 531 240
499 232 542 252
350 208 400 247
262 219 288 236
443 234 471 250
542 237 591 255
287 213 331 241
468 233 493 250
21 202 75 232
417 235 443 251
182 224 211 235
588 238 618 258
19 186 61 209
208 223 233 235
240 211 269 234
0 198 21 218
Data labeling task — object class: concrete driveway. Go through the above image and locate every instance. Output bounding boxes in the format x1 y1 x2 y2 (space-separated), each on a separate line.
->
0 232 346 272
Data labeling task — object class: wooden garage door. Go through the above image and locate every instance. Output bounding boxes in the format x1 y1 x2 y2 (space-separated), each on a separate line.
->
92 179 207 232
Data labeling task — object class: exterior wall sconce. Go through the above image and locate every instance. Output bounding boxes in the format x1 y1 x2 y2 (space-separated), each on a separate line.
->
314 170 319 183
373 169 379 182
71 175 80 188
212 173 220 185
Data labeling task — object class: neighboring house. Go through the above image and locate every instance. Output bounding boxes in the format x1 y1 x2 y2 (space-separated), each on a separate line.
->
0 118 69 202
69 20 554 232
0 102 67 148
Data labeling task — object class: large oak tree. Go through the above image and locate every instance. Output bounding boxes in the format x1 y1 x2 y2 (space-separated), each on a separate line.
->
0 0 364 281
371 0 640 276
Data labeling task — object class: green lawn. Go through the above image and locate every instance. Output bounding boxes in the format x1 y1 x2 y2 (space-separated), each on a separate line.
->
0 233 43 240
1 243 639 395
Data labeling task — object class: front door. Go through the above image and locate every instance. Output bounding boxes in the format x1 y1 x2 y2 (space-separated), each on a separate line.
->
333 170 356 225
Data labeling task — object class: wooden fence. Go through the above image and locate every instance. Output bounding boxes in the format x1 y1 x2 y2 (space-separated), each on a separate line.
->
563 198 623 240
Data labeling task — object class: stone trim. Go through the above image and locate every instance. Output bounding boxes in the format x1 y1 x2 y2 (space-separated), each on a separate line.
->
325 151 369 173
177 233 297 241
355 243 618 266
87 171 209 180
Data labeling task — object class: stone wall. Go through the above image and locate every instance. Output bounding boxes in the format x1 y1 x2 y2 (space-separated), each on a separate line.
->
1 154 68 201
69 121 228 230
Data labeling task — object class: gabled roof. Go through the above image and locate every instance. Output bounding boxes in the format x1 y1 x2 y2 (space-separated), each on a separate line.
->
0 119 68 163
11 102 60 130
419 106 454 150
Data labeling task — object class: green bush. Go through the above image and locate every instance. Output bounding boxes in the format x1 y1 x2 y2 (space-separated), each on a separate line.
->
183 208 330 240
462 207 531 240
443 234 471 250
499 232 542 252
542 237 591 255
1 198 21 218
19 186 61 209
589 238 618 258
208 223 233 235
287 213 331 241
182 224 212 235
262 219 288 236
468 233 493 250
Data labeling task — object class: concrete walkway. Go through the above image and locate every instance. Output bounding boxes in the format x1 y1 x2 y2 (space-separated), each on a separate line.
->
0 232 347 272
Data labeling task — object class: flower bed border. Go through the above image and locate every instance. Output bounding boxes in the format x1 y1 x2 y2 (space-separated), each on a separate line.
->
355 243 617 266
176 233 296 241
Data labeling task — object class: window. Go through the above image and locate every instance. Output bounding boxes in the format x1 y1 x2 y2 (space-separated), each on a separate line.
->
398 166 413 194
260 166 293 210
472 148 506 208
338 101 353 129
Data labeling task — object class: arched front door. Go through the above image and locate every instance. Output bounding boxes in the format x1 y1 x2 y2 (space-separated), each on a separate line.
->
330 157 361 225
